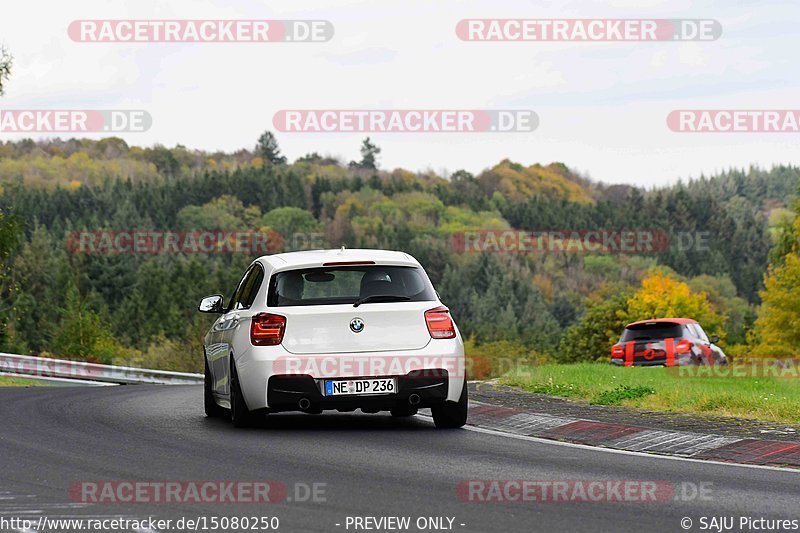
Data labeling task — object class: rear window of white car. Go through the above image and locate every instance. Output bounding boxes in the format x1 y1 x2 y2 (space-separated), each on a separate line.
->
267 265 437 307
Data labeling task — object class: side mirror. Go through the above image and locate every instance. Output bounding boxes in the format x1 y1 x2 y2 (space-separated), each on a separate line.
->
710 335 719 344
198 294 224 314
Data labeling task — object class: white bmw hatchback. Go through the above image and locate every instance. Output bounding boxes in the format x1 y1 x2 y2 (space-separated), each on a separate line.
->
198 249 467 428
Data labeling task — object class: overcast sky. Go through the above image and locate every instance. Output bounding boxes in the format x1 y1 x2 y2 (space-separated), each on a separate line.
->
1 0 798 186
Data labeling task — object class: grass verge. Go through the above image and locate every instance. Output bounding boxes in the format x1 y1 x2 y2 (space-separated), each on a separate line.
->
500 362 800 424
0 375 45 386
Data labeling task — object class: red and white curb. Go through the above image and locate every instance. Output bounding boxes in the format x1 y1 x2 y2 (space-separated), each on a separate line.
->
462 401 800 468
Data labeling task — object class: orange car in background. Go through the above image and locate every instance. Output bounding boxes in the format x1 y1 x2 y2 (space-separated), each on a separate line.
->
610 318 728 367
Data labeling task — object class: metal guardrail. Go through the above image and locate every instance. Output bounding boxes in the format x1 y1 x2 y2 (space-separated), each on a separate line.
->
0 352 203 385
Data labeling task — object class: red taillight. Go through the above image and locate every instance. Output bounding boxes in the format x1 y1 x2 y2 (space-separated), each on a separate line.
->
675 339 693 354
250 313 286 346
425 306 456 339
611 344 625 358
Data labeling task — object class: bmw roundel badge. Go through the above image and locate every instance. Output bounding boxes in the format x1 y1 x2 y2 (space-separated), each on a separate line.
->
350 317 365 333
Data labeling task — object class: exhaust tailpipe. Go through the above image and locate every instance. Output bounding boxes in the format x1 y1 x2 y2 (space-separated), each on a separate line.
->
298 397 311 410
408 393 421 406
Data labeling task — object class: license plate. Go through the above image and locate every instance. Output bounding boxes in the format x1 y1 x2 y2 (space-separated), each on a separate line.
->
324 378 396 396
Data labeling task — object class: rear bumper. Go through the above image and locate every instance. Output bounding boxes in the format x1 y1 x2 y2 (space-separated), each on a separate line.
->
266 370 449 413
232 337 465 411
610 353 698 367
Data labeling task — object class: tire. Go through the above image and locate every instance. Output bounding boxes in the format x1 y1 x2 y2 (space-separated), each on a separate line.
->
204 358 227 418
432 380 468 429
230 359 256 428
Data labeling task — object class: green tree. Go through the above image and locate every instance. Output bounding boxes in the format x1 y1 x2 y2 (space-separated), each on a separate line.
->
177 195 262 230
0 211 19 270
0 45 11 95
143 145 181 177
52 283 123 362
766 202 800 265
256 131 287 165
0 212 20 292
558 284 633 362
261 207 322 249
0 211 21 349
350 137 381 170
688 274 752 346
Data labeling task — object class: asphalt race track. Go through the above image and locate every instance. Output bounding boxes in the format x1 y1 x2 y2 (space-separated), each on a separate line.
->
0 385 798 533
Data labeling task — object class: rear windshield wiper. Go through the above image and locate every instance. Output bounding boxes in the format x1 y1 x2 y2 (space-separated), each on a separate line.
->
353 294 411 307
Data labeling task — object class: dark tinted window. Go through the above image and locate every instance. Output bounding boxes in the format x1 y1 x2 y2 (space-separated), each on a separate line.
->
620 322 683 342
268 265 436 307
227 267 251 311
238 265 264 309
229 264 264 311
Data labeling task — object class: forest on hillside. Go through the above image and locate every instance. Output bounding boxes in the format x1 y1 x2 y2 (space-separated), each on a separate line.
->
0 136 798 374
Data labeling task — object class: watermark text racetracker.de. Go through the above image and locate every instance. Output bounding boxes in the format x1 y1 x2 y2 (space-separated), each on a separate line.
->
449 229 712 254
273 110 538 133
274 355 466 380
451 229 669 254
668 358 800 379
456 19 721 41
66 230 284 255
668 110 800 133
0 110 151 133
457 480 714 503
69 480 326 504
68 19 334 42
